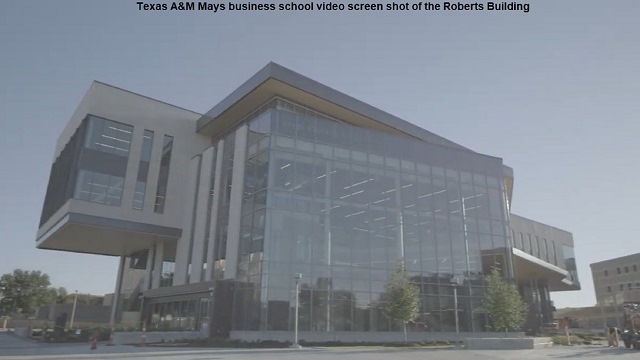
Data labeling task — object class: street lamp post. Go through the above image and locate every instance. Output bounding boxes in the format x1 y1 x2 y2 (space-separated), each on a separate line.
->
453 285 459 334
460 194 482 275
292 273 302 348
451 275 463 334
69 290 79 329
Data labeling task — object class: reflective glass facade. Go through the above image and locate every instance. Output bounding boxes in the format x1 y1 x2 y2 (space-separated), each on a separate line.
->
231 99 512 332
74 169 124 205
40 115 134 225
73 116 133 205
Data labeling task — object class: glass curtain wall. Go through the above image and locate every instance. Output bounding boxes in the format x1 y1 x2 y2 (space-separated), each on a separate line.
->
74 115 133 206
232 98 511 333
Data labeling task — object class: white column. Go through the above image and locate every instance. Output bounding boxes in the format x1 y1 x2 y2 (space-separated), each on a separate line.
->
144 132 164 211
109 256 126 329
224 125 248 280
121 127 144 210
173 156 201 285
152 242 164 289
205 140 224 281
190 147 216 283
395 176 404 261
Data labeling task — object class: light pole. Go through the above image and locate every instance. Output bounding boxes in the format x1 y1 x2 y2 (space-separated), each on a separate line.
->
292 273 302 348
451 194 482 334
459 194 482 274
69 290 79 329
451 275 463 334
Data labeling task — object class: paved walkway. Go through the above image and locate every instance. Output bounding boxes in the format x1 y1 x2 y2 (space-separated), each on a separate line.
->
0 333 40 350
1 333 640 360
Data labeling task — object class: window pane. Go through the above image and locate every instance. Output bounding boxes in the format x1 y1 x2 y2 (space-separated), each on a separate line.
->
84 116 133 157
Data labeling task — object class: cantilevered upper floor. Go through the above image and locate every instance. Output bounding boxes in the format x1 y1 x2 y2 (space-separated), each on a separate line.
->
36 81 211 257
509 213 580 292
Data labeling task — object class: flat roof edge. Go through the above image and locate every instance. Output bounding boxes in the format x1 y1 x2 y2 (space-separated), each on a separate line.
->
196 62 275 131
510 213 574 237
92 81 202 116
590 252 640 267
197 62 471 152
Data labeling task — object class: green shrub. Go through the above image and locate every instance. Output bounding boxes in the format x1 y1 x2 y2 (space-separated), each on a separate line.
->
552 335 581 345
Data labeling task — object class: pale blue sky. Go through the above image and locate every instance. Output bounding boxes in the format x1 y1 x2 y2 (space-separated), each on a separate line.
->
1 1 638 308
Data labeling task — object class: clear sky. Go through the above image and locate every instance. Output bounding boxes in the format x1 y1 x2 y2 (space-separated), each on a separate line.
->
0 0 638 309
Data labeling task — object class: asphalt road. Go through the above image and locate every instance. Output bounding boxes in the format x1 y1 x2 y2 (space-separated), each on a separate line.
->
2 333 640 360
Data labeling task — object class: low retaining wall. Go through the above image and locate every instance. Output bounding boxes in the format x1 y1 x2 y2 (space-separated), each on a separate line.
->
464 337 553 350
112 331 203 345
230 331 525 343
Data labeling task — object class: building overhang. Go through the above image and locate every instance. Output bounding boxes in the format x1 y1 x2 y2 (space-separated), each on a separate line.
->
143 280 217 303
512 248 578 291
197 62 472 152
36 212 181 258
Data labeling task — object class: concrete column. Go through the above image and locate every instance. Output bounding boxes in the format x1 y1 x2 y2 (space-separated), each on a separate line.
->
190 146 216 283
144 131 163 211
109 256 126 329
143 245 155 291
152 242 164 289
224 125 248 280
205 140 224 281
173 156 202 285
121 126 144 211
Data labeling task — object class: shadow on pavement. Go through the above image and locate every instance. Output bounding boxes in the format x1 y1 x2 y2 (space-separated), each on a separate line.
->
549 346 637 358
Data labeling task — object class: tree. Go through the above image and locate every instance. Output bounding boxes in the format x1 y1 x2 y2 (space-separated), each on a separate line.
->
383 262 420 342
484 267 526 334
46 287 68 304
0 269 53 315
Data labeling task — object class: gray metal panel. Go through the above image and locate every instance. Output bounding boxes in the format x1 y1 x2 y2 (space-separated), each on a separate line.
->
197 62 470 151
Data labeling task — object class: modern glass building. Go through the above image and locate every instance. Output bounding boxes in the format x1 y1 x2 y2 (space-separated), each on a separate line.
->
36 62 579 341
